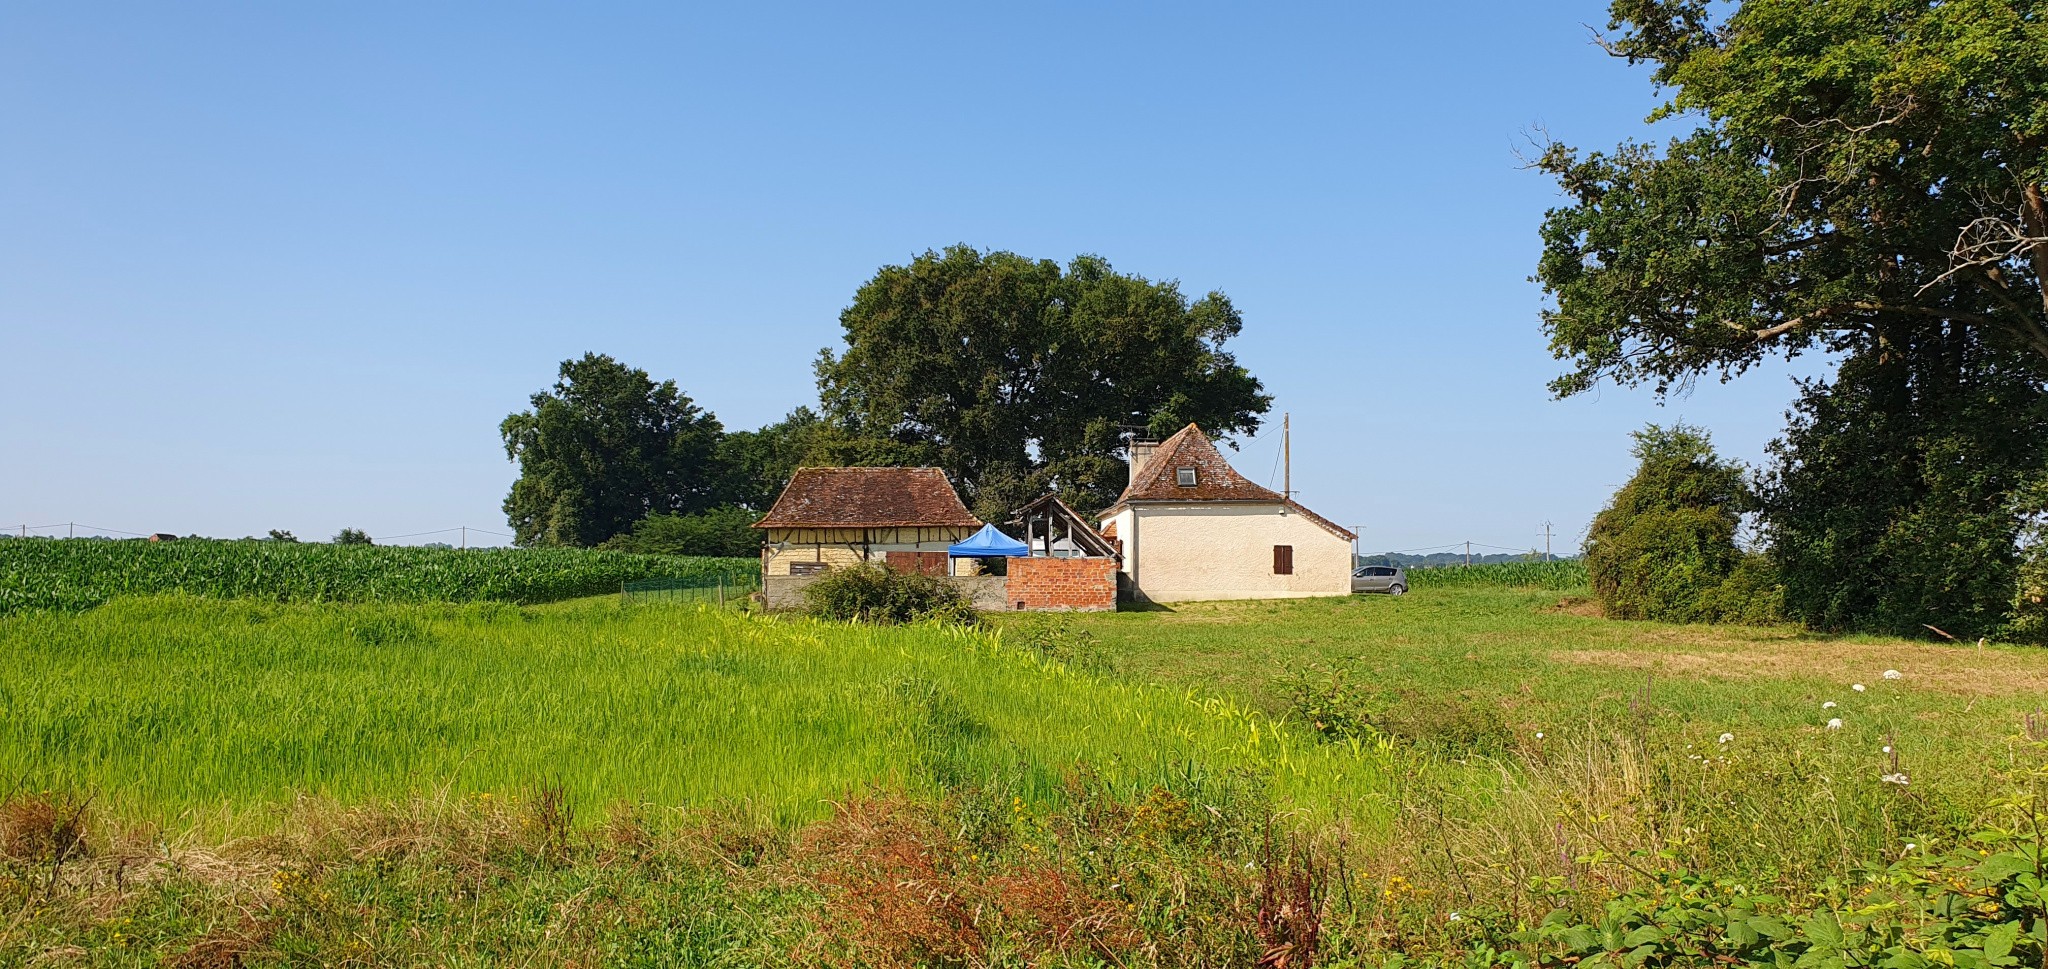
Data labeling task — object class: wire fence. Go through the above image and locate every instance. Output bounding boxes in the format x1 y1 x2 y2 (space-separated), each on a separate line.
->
621 573 762 608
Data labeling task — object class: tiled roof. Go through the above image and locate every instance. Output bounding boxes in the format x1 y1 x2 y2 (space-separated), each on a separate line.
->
754 467 981 529
1116 423 1283 504
1108 423 1356 541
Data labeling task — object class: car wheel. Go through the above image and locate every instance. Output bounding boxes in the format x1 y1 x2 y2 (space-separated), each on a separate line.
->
1388 584 1407 596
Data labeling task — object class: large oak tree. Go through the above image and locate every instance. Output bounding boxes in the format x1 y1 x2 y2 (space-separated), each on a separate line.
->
815 246 1271 518
1536 0 2048 396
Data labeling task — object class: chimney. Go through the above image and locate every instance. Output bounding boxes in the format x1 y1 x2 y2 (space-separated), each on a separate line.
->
1127 439 1160 484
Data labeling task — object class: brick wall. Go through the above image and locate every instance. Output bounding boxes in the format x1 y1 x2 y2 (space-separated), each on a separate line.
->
1006 557 1118 612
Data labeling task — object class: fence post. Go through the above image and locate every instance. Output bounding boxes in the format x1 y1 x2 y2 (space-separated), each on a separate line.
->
718 576 725 609
620 580 627 605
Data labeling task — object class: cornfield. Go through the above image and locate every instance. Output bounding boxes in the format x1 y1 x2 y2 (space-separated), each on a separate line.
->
0 538 760 615
1402 559 1588 590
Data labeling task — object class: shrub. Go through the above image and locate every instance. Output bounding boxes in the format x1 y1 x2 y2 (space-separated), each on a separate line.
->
802 563 978 626
1586 424 1776 624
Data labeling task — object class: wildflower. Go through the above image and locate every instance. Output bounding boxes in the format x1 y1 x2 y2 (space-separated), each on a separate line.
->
1883 670 1902 680
1822 701 1837 709
1881 772 1910 786
1448 912 1463 922
1905 843 1917 850
1827 718 1843 730
1882 745 1892 754
1718 733 1734 744
1853 683 1866 692
1534 732 1544 739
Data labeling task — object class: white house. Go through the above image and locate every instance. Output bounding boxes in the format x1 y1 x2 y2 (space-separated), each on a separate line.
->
1098 423 1354 602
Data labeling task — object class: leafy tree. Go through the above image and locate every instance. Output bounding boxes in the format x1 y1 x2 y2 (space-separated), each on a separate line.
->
1534 0 2048 397
265 529 298 543
600 506 761 558
712 407 827 511
1760 335 2048 638
333 527 372 546
815 246 1271 518
1585 424 1774 623
501 354 726 547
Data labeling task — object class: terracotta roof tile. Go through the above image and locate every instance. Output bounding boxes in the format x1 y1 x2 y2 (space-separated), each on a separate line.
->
1116 423 1283 504
753 467 981 529
1108 423 1356 541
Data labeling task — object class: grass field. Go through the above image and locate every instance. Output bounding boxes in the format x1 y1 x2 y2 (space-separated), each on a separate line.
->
5 581 2046 966
0 537 756 615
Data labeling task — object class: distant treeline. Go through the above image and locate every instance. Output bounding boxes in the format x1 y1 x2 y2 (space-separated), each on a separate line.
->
1356 551 1579 569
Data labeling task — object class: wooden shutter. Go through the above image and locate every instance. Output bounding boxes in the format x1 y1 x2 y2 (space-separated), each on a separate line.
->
885 551 916 572
1273 545 1293 575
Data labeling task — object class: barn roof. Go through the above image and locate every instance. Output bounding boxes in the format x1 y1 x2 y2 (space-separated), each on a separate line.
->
753 467 981 530
1106 423 1356 541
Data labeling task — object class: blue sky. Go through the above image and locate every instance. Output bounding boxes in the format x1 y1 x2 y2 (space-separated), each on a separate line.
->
0 2 1824 552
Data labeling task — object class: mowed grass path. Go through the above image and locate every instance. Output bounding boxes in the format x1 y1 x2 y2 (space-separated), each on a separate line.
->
1026 589 2048 793
0 596 1406 831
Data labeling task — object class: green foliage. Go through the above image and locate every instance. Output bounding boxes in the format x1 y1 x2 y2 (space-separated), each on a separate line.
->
266 529 298 543
815 246 1272 518
801 562 979 626
501 353 727 547
1586 424 1775 623
711 406 828 511
1535 0 2048 397
331 527 372 545
1285 665 1511 756
1405 560 1590 590
1761 343 2048 639
600 505 762 558
0 538 757 615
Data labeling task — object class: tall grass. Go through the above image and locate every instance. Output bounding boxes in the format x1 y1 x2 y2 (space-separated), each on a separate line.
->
0 538 758 615
1403 558 1588 590
0 596 1413 831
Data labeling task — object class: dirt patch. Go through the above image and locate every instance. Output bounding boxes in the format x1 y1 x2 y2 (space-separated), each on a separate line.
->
1546 597 1603 618
1554 639 2048 698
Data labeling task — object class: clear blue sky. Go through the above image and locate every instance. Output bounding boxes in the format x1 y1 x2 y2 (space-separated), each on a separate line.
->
1 2 1823 553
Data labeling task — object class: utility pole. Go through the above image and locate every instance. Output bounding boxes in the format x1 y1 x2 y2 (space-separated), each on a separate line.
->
1540 521 1554 562
1282 413 1291 501
68 522 74 539
460 526 467 550
1465 540 1472 567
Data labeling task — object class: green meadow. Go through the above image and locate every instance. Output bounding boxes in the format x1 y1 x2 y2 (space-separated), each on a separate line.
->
5 580 2047 966
0 595 1407 832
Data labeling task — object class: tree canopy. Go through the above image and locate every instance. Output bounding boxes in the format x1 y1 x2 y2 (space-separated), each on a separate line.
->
1535 0 2048 398
501 354 726 547
815 246 1271 518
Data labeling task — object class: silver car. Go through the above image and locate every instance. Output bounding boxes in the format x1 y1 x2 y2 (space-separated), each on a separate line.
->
1351 565 1407 595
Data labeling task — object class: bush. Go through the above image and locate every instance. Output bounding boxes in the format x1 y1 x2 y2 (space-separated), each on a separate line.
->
1586 424 1777 624
802 563 978 626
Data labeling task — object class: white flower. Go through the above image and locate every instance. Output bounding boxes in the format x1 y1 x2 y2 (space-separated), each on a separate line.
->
1822 701 1837 709
1827 718 1843 730
1718 733 1734 744
1535 732 1545 739
1881 772 1910 786
1883 670 1902 680
1905 842 1917 850
1882 745 1893 753
1853 683 1866 692
1448 912 1463 922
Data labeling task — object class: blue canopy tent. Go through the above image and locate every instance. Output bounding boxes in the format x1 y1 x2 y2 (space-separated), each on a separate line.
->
948 523 1029 558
